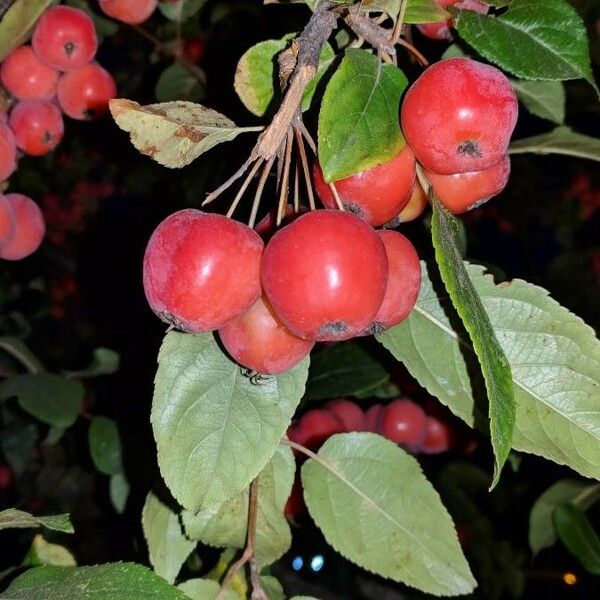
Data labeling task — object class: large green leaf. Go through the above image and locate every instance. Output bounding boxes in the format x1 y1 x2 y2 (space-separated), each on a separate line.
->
2 564 189 599
0 0 55 61
142 493 197 583
318 49 408 182
183 445 294 567
88 416 123 476
431 197 514 488
301 433 475 596
377 262 600 482
510 126 600 162
553 504 600 575
152 332 308 513
0 509 73 533
0 373 83 428
155 64 206 103
529 479 600 555
454 0 598 92
511 80 565 124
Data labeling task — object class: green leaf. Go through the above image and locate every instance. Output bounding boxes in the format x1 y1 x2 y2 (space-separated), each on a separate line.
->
304 342 390 401
302 432 475 596
88 416 123 476
142 493 197 583
318 49 408 182
2 564 190 599
183 445 295 568
511 80 565 124
0 0 55 62
109 99 262 169
234 36 334 117
377 262 600 482
454 0 598 93
261 576 285 600
155 64 206 103
152 332 309 513
529 480 600 556
109 473 130 514
0 373 84 428
24 535 76 567
0 509 73 533
159 0 208 21
178 578 239 600
65 348 120 379
0 336 44 374
430 197 514 488
553 504 600 575
509 126 600 162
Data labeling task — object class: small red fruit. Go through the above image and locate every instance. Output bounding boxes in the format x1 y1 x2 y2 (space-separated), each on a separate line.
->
401 58 518 174
183 37 206 64
143 210 263 332
98 0 158 25
417 0 488 41
0 195 16 247
324 399 365 432
288 408 345 449
1 46 59 100
218 296 314 375
284 476 306 524
396 181 428 223
425 155 511 214
0 465 12 490
32 6 98 71
57 63 117 120
381 398 427 450
364 403 384 433
365 230 421 334
313 146 416 226
261 210 388 341
420 415 454 454
0 194 45 261
9 100 64 156
0 121 17 181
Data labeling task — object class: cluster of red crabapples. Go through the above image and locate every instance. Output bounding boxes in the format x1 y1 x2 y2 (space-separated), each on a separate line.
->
315 57 518 218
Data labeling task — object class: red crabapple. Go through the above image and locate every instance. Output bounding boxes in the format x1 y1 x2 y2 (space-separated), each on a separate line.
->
218 296 314 375
417 0 488 41
396 181 428 223
425 155 511 214
288 408 345 449
0 194 45 261
9 100 64 156
254 204 304 240
0 465 12 490
0 121 17 181
0 195 15 247
57 63 117 120
313 146 416 226
381 398 427 450
364 230 421 334
261 210 388 341
98 0 158 25
143 210 263 332
364 403 384 433
420 415 454 454
32 6 97 71
324 399 365 432
284 476 306 524
1 46 59 100
183 37 206 64
401 58 518 174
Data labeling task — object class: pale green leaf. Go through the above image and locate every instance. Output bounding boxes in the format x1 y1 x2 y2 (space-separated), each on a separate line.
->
159 0 208 21
65 348 120 378
109 473 130 514
109 99 262 169
377 262 600 481
529 479 600 555
24 535 76 567
142 493 196 584
183 445 295 568
152 332 308 513
88 416 123 476
261 576 285 600
318 48 408 182
509 126 600 162
178 578 239 600
0 509 73 533
2 564 189 599
302 432 476 596
511 80 565 124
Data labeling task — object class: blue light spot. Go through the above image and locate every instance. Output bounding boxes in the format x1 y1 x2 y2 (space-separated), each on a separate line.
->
310 554 324 572
292 556 303 571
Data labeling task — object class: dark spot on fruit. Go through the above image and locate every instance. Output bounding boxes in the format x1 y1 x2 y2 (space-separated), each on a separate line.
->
457 140 482 158
42 131 53 145
319 321 348 338
64 41 76 57
364 321 386 335
342 201 365 219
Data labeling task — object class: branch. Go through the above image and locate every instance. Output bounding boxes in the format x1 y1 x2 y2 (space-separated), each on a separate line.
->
343 11 396 57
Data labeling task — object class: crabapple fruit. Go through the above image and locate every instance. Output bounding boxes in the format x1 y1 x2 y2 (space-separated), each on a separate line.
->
396 181 428 223
254 204 304 240
324 399 365 431
143 210 263 332
0 121 17 181
32 6 97 71
284 476 305 524
1 46 59 100
288 408 345 449
364 230 421 334
401 58 518 174
0 194 45 261
218 295 314 375
183 37 206 64
425 155 511 213
417 0 488 41
9 100 64 156
0 465 12 490
381 398 427 450
57 63 117 120
364 403 384 433
98 0 158 25
261 210 388 341
0 195 15 247
313 146 416 226
420 415 454 454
